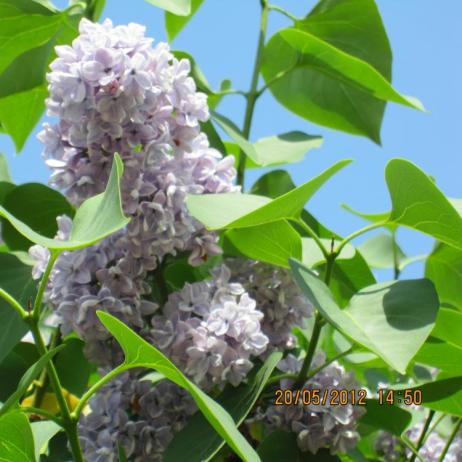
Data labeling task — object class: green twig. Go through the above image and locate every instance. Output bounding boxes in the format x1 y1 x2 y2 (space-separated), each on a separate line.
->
335 221 385 256
29 322 84 462
32 251 58 321
21 406 63 426
0 287 27 319
236 0 269 186
293 253 337 389
392 229 401 280
401 436 425 462
292 218 330 260
410 410 435 462
72 366 126 420
306 347 353 380
437 418 462 462
267 4 299 22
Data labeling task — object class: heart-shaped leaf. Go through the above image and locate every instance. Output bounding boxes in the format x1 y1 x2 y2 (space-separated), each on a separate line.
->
290 260 439 374
0 154 129 251
0 345 64 417
187 160 351 230
144 0 191 15
226 220 302 268
0 411 35 462
251 132 323 168
97 311 260 462
386 159 462 250
164 352 282 462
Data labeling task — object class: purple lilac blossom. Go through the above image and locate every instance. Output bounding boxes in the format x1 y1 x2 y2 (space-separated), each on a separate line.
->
375 423 462 461
38 17 237 273
32 18 238 362
78 371 196 462
255 353 364 455
226 258 313 350
149 264 269 389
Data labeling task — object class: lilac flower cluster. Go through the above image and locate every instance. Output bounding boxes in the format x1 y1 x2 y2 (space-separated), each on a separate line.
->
149 264 269 389
34 18 238 359
375 422 462 461
39 17 237 271
256 353 364 455
226 258 313 350
79 371 196 462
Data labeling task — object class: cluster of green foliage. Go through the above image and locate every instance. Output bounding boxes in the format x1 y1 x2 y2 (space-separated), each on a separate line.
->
0 0 461 461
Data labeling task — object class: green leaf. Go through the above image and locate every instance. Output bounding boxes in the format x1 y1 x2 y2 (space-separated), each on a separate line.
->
145 0 191 16
0 411 35 462
414 309 462 373
0 253 36 363
0 181 15 205
0 343 38 402
323 252 376 307
55 338 94 396
0 6 63 75
360 399 412 436
250 170 296 199
386 159 462 250
165 0 204 40
201 120 226 154
1 183 75 251
358 233 406 269
0 346 64 417
261 0 422 143
0 85 47 151
97 311 260 462
398 376 462 418
431 308 462 349
0 4 81 152
425 243 462 309
88 0 106 20
31 421 62 461
164 352 282 462
290 260 439 374
251 132 323 167
257 431 341 461
225 220 302 268
341 203 391 228
208 79 232 110
186 159 351 230
0 153 12 182
211 111 259 164
257 431 299 462
414 340 462 375
0 154 129 251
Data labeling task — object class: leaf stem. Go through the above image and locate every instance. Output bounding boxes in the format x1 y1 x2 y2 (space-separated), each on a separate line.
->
409 410 435 462
437 418 462 462
267 4 299 22
292 218 330 260
236 0 269 186
32 251 58 321
72 365 125 420
21 406 63 426
28 321 84 462
26 249 84 462
401 436 425 462
392 229 401 280
0 287 27 319
293 252 337 389
335 221 385 256
306 347 353 380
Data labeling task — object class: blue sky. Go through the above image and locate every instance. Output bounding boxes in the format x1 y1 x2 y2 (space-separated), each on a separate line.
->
2 0 460 279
